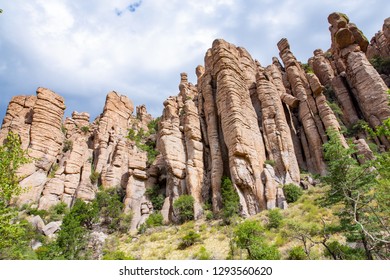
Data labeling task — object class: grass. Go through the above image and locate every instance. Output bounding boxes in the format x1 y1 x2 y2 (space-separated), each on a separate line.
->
112 186 343 260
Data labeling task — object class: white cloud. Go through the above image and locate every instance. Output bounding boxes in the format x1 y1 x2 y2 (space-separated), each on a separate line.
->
0 0 389 120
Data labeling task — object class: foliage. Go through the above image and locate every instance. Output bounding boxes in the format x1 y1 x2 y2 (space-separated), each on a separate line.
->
62 139 73 153
267 209 283 229
47 202 69 222
145 185 165 210
193 246 212 260
178 230 201 249
80 126 90 133
145 212 164 228
283 184 303 203
127 127 159 164
233 220 280 259
302 63 314 74
102 250 135 260
0 132 30 205
248 242 280 260
323 85 336 102
264 159 275 167
369 56 390 75
173 195 195 224
234 220 264 250
93 188 127 233
48 163 59 178
38 199 98 260
221 176 240 224
288 246 307 260
322 128 390 259
147 117 160 134
323 241 365 260
89 169 100 185
0 202 37 259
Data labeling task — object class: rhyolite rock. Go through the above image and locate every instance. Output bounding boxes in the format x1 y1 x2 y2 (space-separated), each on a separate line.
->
1 12 389 230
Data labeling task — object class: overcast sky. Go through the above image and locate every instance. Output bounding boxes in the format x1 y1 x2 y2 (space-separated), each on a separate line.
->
0 0 389 123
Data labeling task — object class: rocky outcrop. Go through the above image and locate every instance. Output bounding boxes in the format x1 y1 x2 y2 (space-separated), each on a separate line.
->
324 13 390 148
278 38 347 175
1 88 157 230
158 39 303 218
1 12 389 228
367 17 390 59
1 88 66 206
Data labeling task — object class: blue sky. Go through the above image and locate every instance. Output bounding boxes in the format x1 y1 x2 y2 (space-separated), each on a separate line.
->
0 0 389 122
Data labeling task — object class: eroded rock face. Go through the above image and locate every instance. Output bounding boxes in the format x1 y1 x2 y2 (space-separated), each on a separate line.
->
158 39 303 218
367 17 390 60
278 38 347 175
325 13 390 148
1 88 156 231
2 12 389 228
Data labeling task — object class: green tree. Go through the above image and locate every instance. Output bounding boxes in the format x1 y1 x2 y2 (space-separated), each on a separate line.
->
93 188 124 233
221 176 240 224
0 204 36 259
39 199 98 260
0 132 30 205
173 195 194 223
322 128 390 259
233 220 279 259
0 132 35 259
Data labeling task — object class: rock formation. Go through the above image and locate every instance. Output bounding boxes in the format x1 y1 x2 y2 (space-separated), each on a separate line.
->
367 17 390 60
1 12 389 229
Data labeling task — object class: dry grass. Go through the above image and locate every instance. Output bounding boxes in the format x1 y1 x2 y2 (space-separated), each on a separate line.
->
115 186 342 260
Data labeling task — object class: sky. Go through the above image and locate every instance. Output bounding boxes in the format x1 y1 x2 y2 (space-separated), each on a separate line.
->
0 0 389 123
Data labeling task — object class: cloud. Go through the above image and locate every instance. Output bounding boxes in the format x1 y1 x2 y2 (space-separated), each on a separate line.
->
0 0 389 122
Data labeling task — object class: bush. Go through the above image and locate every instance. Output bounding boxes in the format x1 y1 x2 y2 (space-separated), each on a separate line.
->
147 117 160 134
80 126 90 133
89 170 100 185
47 202 68 221
145 186 165 211
369 56 390 75
283 184 303 203
102 250 135 260
145 212 164 228
62 139 73 153
288 246 307 260
221 176 240 224
173 195 194 224
178 230 201 249
267 209 283 229
48 163 59 178
0 204 37 259
193 246 212 260
248 242 281 260
264 159 276 167
117 213 133 233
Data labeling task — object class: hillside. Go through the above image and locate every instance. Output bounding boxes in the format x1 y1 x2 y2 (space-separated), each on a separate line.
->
0 12 389 260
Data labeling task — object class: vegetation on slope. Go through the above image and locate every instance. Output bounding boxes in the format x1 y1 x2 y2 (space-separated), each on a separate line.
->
0 112 389 259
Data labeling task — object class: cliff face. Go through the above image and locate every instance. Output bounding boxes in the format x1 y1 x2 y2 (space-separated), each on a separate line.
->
1 12 389 228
